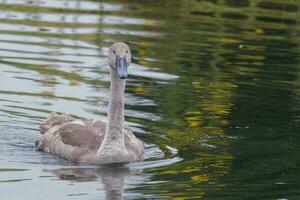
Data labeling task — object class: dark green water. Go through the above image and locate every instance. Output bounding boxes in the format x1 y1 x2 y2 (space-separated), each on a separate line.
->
0 0 299 199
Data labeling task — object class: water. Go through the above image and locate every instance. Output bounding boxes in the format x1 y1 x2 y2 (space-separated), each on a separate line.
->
0 0 299 199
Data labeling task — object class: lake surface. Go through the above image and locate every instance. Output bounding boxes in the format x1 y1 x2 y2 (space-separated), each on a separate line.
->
0 0 299 199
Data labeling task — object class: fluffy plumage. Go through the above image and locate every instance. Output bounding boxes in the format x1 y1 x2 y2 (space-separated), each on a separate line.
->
36 42 144 164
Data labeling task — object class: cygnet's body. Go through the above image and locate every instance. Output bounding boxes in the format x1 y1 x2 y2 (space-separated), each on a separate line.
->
36 42 144 164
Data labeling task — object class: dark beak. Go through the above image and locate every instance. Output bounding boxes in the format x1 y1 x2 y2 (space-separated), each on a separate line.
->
116 56 128 79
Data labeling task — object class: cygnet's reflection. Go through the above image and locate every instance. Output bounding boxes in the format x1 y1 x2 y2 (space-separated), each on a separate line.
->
46 165 141 200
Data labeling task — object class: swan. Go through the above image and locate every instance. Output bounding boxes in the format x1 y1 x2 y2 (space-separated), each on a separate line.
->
36 42 144 164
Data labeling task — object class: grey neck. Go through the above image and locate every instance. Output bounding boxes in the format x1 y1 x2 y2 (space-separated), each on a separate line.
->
103 68 126 146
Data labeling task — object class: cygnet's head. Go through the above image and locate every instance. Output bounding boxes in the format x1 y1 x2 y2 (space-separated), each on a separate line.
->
108 42 131 79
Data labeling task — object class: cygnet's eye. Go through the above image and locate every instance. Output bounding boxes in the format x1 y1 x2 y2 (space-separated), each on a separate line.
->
112 50 116 54
126 50 128 54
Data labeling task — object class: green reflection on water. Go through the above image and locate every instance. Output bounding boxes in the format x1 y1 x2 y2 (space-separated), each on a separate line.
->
0 168 28 172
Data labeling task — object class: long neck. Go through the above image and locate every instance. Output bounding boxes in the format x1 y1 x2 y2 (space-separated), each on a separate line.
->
103 69 126 146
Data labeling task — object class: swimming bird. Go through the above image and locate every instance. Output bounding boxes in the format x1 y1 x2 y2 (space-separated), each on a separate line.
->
36 42 144 164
